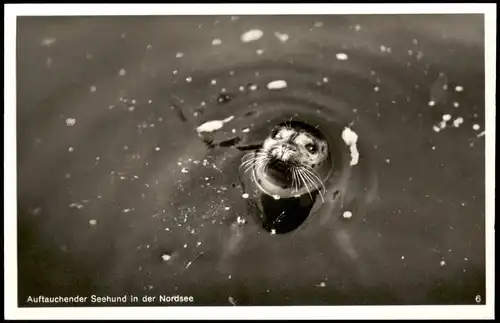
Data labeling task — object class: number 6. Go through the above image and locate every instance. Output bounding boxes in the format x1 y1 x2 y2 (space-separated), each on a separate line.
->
475 295 482 303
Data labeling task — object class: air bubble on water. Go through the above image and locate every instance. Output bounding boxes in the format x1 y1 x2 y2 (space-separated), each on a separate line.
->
274 32 289 43
472 124 480 131
68 147 74 152
336 53 349 60
242 193 249 199
175 52 184 58
212 38 222 46
186 76 192 83
241 29 264 43
118 68 126 76
428 100 436 107
89 219 97 226
65 118 76 126
256 49 264 55
442 114 451 121
41 38 56 47
90 85 97 93
454 85 464 92
343 211 353 219
267 80 287 90
354 24 361 31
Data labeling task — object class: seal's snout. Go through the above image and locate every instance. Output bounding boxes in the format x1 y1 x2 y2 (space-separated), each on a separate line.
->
270 144 297 162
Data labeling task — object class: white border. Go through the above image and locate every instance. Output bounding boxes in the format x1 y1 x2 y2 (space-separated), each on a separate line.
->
4 3 496 320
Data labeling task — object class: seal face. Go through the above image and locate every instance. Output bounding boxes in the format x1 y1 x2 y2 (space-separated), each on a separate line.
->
241 121 331 200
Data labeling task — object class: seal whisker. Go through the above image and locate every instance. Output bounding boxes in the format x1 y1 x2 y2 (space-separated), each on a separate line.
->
297 169 313 201
301 170 325 203
301 166 326 194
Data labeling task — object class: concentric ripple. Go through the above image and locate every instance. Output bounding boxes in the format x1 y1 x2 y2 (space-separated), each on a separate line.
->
17 15 486 306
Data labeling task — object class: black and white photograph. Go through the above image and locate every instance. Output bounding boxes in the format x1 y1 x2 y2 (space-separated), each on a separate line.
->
4 3 495 320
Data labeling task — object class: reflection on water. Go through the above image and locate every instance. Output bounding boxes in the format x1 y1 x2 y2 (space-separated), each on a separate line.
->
17 14 486 306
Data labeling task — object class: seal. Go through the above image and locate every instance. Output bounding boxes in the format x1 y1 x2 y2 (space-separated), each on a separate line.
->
240 120 333 202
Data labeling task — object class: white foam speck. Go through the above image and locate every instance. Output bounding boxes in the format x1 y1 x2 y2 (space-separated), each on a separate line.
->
249 84 259 91
148 100 153 104
212 38 222 46
242 193 249 199
210 79 217 85
155 147 160 151
453 117 464 128
442 114 451 121
181 168 189 174
374 86 380 92
69 203 84 209
341 127 360 166
274 32 289 42
440 260 446 266
119 68 126 76
68 147 74 152
123 209 131 213
380 45 387 52
89 219 97 226
256 49 264 55
41 38 56 47
65 118 76 127
241 128 250 133
453 102 460 108
273 195 280 200
433 125 441 132
241 29 264 43
354 24 361 31
336 53 349 60
267 80 287 90
473 124 480 131
343 211 353 219
175 52 184 58
161 254 172 262
428 100 436 107
322 77 329 83
90 85 97 93
454 85 464 92
196 116 235 133
314 21 324 28
186 77 192 83
270 229 276 235
439 121 447 129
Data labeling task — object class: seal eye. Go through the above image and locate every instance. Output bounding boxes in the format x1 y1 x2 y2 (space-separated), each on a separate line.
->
305 143 317 154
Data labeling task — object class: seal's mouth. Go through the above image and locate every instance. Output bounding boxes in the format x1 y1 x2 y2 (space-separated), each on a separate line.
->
266 158 294 186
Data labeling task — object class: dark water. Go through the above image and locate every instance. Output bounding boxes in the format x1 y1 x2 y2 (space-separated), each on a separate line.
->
17 15 486 306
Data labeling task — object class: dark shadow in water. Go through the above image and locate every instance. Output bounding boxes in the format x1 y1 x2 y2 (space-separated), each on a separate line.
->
258 191 319 234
